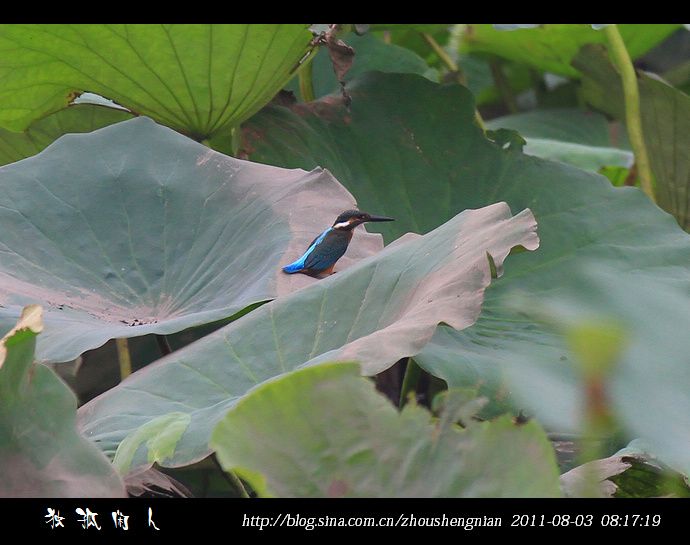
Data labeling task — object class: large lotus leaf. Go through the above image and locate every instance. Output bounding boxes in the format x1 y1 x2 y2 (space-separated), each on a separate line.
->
211 362 561 497
0 117 383 363
0 24 312 137
0 306 125 497
77 202 538 468
241 72 690 416
462 24 679 78
0 104 133 166
575 44 690 231
500 264 690 475
285 32 436 100
486 108 632 172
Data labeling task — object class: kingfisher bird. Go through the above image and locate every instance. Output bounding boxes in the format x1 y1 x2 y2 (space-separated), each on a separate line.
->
282 209 394 277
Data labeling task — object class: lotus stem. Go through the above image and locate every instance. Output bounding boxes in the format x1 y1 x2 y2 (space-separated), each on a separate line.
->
115 338 132 380
399 358 422 408
489 59 518 115
298 53 316 103
603 24 655 201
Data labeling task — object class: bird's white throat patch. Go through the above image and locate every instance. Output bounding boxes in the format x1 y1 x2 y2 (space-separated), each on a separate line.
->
333 219 354 229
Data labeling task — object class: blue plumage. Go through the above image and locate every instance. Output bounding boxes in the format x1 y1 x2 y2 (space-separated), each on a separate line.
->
282 209 394 278
282 228 335 273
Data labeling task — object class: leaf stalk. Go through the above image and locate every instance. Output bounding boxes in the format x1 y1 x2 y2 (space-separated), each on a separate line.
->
603 24 655 201
115 338 132 380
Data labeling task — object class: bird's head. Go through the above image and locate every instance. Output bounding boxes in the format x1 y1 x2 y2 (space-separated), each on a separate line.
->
332 209 395 230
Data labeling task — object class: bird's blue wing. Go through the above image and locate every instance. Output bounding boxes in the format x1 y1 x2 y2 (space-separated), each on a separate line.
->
282 228 333 273
302 230 349 271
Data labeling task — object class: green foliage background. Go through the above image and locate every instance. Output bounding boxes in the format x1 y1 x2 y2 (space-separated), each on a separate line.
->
1 23 689 498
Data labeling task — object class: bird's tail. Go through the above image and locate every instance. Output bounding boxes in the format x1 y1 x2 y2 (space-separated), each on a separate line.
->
282 263 303 274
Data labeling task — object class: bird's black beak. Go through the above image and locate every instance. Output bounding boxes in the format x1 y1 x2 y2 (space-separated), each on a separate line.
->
366 214 395 222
